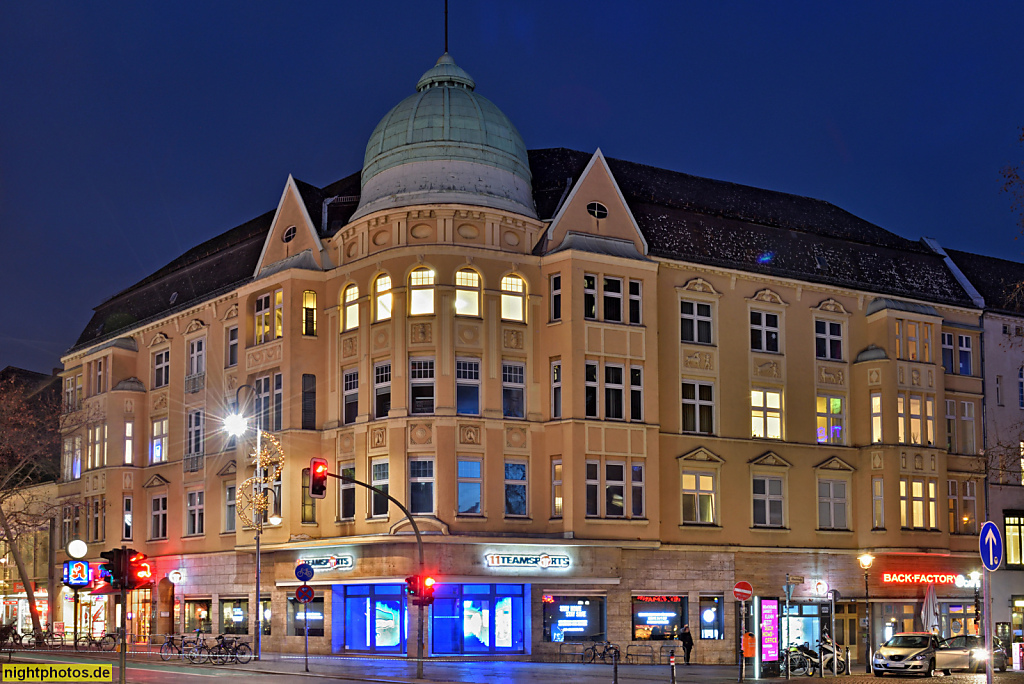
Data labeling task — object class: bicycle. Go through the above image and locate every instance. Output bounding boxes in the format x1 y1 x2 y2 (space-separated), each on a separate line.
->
0 622 23 649
583 640 621 664
75 632 116 651
25 626 64 650
785 642 813 677
208 635 252 665
184 629 211 665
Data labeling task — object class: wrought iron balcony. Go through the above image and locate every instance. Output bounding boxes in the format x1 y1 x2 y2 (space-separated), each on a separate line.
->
183 452 204 473
184 373 206 394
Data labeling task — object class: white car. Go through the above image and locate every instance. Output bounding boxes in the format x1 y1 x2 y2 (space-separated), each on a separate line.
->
873 633 941 677
937 635 1008 673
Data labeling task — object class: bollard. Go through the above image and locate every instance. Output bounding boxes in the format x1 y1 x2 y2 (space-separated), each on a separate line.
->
670 649 677 684
612 647 618 684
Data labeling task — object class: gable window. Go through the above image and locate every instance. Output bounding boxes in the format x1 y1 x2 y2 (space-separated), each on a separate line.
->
301 374 316 430
628 280 642 325
455 269 480 317
343 370 358 425
409 458 435 514
585 362 599 418
343 285 359 331
374 362 391 419
123 496 133 540
586 201 608 218
941 333 954 373
504 461 528 517
410 359 435 415
552 459 563 518
186 490 205 536
815 320 842 361
681 300 713 344
752 476 784 527
751 389 782 439
457 459 483 515
501 275 526 322
151 495 168 540
375 275 392 321
456 359 480 416
750 311 780 352
602 277 622 323
370 459 389 517
551 362 562 419
958 335 972 375
226 326 238 367
153 350 169 389
871 392 882 443
630 367 643 422
502 362 525 419
815 395 845 445
604 365 624 420
872 477 885 529
1004 512 1023 566
225 484 236 533
409 268 435 316
550 274 561 321
583 274 597 320
302 291 317 336
338 461 355 520
682 472 716 524
301 469 316 523
151 418 167 464
817 479 848 530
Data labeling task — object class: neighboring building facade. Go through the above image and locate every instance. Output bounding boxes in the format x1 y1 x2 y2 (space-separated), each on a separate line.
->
56 54 994 663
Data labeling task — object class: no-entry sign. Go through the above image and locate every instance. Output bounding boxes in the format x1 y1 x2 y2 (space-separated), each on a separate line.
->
733 581 753 601
295 585 314 604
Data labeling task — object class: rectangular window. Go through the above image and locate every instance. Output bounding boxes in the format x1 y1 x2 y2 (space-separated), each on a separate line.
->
151 495 167 539
817 479 848 530
922 323 932 362
188 338 205 376
941 332 954 372
226 326 238 367
901 320 920 361
583 274 597 320
604 365 624 420
343 370 358 425
631 463 645 518
64 377 75 411
254 375 270 431
947 480 959 533
273 373 283 431
585 460 599 517
301 374 316 430
255 293 272 344
958 335 972 375
945 399 956 452
902 477 932 529
699 596 724 639
457 459 483 515
150 417 167 464
410 359 435 415
926 396 935 445
302 290 317 336
603 277 622 322
124 421 133 466
504 461 527 517
680 300 713 344
752 476 784 527
454 270 479 316
274 289 284 339
962 480 976 533
961 401 976 454
605 462 625 517
750 311 780 353
871 393 882 443
502 362 525 419
630 367 643 422
186 409 203 456
551 362 562 420
815 320 843 360
682 381 714 434
815 395 845 445
301 469 316 523
500 275 525 321
153 349 169 388
63 438 73 481
338 461 355 520
225 484 236 532
552 459 563 518
872 477 884 529
456 359 481 416
73 436 81 479
122 496 132 540
682 472 715 524
374 362 392 419
549 274 561 321
751 389 782 439
62 505 71 545
1004 512 1023 566
94 358 105 394
186 490 205 535
628 280 642 325
585 362 599 418
371 459 389 517
409 458 434 514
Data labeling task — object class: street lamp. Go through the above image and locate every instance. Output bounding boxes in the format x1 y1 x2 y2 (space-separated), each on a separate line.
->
225 384 284 661
859 553 874 673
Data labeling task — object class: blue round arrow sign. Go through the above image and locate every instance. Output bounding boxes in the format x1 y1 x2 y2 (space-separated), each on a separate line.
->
295 563 314 582
295 585 314 604
980 520 1003 572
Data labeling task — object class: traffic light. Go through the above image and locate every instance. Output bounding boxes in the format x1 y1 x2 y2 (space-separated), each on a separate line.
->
309 457 329 499
974 592 982 626
99 548 124 589
418 576 436 606
405 575 420 597
125 550 152 590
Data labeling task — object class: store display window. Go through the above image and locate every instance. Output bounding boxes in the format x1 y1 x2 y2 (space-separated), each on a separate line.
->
331 584 405 653
432 583 525 654
221 598 249 635
542 595 605 642
184 598 210 633
287 596 325 637
632 595 685 640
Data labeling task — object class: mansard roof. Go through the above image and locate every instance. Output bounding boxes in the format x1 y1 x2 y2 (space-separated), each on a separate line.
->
945 248 1024 316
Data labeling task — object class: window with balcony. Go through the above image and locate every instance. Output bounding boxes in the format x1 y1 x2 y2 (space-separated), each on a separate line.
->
185 410 204 471
501 275 526 322
188 337 206 380
455 269 480 317
409 268 435 316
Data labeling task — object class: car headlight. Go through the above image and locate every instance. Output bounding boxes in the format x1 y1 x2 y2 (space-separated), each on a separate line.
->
874 653 885 661
971 649 989 661
912 653 928 661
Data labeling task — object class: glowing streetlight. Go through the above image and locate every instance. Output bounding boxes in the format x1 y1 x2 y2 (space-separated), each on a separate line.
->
859 553 874 673
224 412 247 438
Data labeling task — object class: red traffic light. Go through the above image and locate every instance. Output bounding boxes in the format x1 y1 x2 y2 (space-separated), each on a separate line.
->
126 551 151 589
309 457 329 499
413 576 437 606
423 576 435 589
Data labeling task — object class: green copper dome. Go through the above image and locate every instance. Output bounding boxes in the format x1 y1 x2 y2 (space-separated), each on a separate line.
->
352 54 536 220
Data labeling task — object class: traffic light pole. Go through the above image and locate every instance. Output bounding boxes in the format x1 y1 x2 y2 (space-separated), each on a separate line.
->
325 471 426 678
118 545 127 684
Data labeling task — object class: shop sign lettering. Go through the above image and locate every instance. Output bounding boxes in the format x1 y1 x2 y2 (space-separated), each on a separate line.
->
296 555 354 572
484 553 570 569
882 573 979 588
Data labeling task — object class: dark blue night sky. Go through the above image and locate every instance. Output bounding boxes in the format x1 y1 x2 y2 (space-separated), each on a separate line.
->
2 1 1023 373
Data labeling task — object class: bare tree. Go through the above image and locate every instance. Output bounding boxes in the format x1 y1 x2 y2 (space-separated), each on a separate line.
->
1002 126 1024 236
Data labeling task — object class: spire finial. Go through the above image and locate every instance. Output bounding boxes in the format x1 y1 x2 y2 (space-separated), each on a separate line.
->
444 0 449 54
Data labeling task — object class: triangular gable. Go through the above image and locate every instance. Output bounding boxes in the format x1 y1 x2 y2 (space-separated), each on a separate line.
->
544 149 648 256
814 456 856 472
142 474 170 488
253 175 333 277
749 451 792 468
677 446 725 464
217 460 237 477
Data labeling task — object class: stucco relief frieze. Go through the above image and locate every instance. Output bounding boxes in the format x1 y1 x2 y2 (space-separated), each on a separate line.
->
342 336 357 358
505 426 528 450
752 359 781 379
246 340 283 371
871 451 883 470
152 393 168 412
409 423 432 446
122 473 132 490
369 426 387 450
748 289 788 306
817 365 845 386
867 369 881 386
683 350 714 371
457 325 480 347
458 424 482 446
373 328 390 352
124 399 134 415
502 329 524 350
410 323 432 344
221 303 238 321
679 277 720 295
148 332 170 347
184 319 205 335
813 298 849 315
338 432 354 455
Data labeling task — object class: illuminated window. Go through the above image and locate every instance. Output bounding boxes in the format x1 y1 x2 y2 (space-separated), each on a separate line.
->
901 477 935 529
751 389 782 439
699 596 724 640
682 472 716 524
501 275 525 321
254 291 280 344
815 395 845 445
871 392 882 443
750 311 779 352
302 291 317 336
150 418 167 464
343 285 359 331
409 268 435 316
551 459 563 518
753 476 783 527
454 269 480 317
817 479 847 530
375 275 392 321
872 477 884 529
1004 512 1023 566
274 289 283 339
815 320 843 360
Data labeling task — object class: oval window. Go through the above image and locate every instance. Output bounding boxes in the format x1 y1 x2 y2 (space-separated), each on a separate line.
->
586 202 608 219
282 226 297 243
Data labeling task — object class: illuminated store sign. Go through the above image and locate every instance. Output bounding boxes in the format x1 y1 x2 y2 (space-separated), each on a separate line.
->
882 573 980 588
760 599 779 662
297 555 354 572
62 561 91 588
484 553 570 569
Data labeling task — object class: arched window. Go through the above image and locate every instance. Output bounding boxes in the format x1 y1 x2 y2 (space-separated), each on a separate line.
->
343 285 359 331
375 275 392 322
501 275 525 322
455 269 480 316
409 268 435 316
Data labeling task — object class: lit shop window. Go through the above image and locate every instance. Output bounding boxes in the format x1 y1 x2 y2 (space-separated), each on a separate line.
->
542 595 606 643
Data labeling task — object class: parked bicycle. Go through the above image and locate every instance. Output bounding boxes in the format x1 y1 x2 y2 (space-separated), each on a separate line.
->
785 642 814 676
208 634 252 665
184 629 211 665
75 631 116 652
24 625 64 650
583 640 621 664
0 622 22 649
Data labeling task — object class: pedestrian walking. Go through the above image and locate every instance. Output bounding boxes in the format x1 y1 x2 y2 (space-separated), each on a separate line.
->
682 624 694 664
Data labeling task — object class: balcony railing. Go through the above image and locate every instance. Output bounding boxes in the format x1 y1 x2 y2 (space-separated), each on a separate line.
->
184 373 206 394
183 452 204 473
